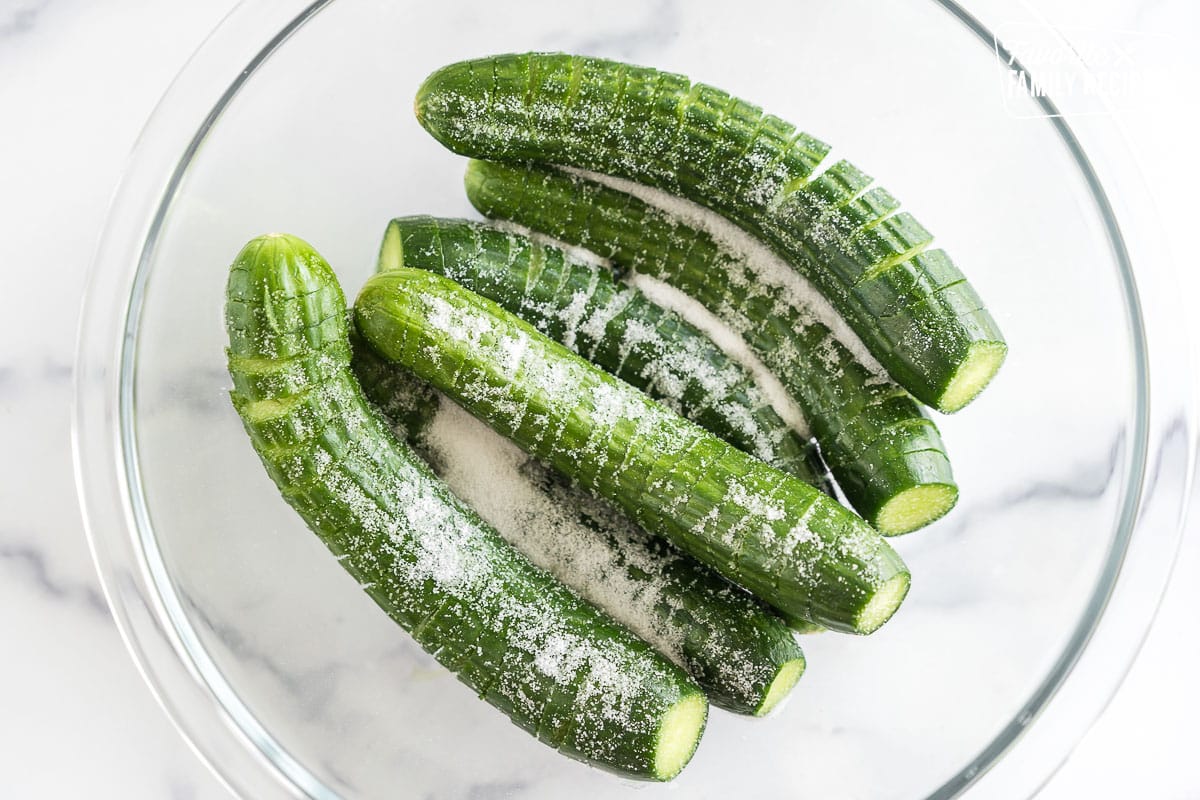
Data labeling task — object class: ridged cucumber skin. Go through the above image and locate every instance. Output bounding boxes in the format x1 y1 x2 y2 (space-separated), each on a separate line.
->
352 347 805 715
353 267 910 634
415 52 1006 412
226 234 706 780
463 160 957 535
377 215 832 494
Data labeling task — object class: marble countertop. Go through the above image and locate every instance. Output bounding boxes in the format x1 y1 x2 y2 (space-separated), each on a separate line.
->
1 0 1196 797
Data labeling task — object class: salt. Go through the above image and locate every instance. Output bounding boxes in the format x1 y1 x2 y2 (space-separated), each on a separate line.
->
627 271 811 437
417 397 777 700
562 166 889 379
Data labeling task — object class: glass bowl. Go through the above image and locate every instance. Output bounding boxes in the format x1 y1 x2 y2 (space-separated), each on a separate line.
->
74 0 1193 797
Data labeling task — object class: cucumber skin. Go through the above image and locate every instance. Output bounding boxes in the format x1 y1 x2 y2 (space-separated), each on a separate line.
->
414 52 1006 412
226 235 705 780
352 348 805 715
349 325 441 447
463 160 956 533
353 267 910 634
378 216 832 495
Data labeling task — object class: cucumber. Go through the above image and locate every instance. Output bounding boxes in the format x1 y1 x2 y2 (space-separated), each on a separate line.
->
788 619 827 635
517 461 806 715
376 215 832 494
226 234 706 780
349 325 440 445
353 345 805 715
414 52 1007 413
353 267 910 634
464 160 957 535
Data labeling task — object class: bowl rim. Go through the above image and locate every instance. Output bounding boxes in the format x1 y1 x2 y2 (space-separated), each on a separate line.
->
72 1 1196 798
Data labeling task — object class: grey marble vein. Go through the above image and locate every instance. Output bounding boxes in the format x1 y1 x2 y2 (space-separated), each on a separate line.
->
167 774 202 800
1138 416 1188 501
0 360 72 398
176 584 427 726
40 357 72 383
0 0 50 39
932 431 1124 544
466 782 528 800
537 0 680 60
0 533 108 614
178 588 317 705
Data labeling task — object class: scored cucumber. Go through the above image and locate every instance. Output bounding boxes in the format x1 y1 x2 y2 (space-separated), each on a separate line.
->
352 343 806 716
226 234 706 780
377 215 832 494
354 267 911 634
415 52 1007 412
464 160 957 535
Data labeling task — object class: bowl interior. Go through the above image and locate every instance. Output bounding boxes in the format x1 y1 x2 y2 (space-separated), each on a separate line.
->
126 1 1140 797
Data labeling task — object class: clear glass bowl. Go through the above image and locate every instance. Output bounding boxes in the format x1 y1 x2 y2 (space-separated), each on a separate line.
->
74 1 1194 797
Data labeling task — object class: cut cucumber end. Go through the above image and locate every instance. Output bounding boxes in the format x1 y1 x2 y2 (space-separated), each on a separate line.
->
754 657 806 717
854 571 910 635
652 692 707 780
874 483 959 536
378 221 405 272
938 340 1007 413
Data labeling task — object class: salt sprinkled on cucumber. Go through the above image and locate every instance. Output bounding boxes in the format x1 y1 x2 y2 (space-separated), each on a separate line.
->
352 338 807 715
463 160 958 535
354 267 910 634
414 52 1006 412
377 216 831 491
226 234 707 780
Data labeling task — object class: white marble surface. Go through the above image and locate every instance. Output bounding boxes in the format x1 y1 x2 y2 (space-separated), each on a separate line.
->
0 0 1196 797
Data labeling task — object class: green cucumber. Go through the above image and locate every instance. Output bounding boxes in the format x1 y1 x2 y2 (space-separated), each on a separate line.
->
353 346 805 715
353 267 910 634
376 215 832 494
414 52 1006 412
464 160 957 535
226 234 706 780
349 325 440 445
